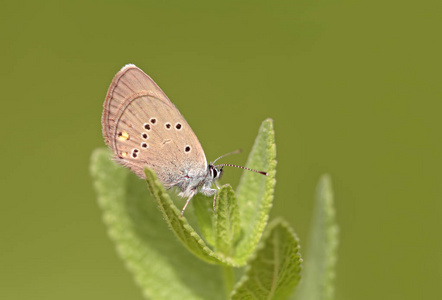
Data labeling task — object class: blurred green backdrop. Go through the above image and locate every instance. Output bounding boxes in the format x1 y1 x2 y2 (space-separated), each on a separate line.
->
1 0 440 299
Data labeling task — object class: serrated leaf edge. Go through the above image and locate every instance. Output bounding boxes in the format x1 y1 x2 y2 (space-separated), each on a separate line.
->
144 167 241 267
231 218 302 299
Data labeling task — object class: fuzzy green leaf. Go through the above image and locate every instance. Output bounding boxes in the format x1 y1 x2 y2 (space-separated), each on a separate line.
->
143 167 240 267
231 219 302 300
90 148 225 300
294 175 339 300
234 118 277 264
214 185 240 256
193 192 216 247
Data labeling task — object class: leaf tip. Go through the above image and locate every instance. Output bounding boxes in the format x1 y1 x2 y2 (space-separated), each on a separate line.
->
261 118 274 130
319 173 332 185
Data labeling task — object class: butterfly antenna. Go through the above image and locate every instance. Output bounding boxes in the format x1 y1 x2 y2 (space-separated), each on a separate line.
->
212 149 242 164
215 163 268 176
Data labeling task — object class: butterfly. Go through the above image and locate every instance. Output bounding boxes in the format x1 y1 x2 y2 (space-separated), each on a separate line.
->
102 64 266 216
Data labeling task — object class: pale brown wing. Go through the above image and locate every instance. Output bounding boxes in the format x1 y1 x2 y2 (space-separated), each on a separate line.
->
101 64 207 183
102 64 170 145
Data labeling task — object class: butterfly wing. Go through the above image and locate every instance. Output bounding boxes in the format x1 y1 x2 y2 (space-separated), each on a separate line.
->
102 64 207 187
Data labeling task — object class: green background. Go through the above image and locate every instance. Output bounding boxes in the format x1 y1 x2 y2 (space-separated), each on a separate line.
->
1 0 440 299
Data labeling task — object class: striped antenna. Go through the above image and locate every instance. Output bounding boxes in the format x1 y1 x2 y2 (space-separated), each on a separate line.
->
212 149 268 176
215 163 268 176
212 149 242 164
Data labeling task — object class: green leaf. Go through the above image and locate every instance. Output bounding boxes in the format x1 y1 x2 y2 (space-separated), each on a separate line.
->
234 118 277 264
193 192 216 247
90 148 226 300
294 175 339 300
231 219 302 300
143 167 240 267
214 185 240 256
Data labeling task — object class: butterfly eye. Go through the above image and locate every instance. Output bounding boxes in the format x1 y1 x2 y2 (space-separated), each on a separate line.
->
142 133 149 139
165 122 171 129
184 146 191 153
141 142 148 148
143 123 151 130
150 118 157 124
175 123 182 130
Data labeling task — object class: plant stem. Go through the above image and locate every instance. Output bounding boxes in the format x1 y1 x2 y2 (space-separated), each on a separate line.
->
221 265 235 298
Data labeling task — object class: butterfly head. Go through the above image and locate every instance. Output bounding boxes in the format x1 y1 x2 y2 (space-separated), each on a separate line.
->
208 164 223 181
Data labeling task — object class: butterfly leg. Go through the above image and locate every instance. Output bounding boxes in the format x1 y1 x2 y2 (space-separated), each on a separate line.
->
200 186 218 213
181 190 196 218
212 189 217 212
